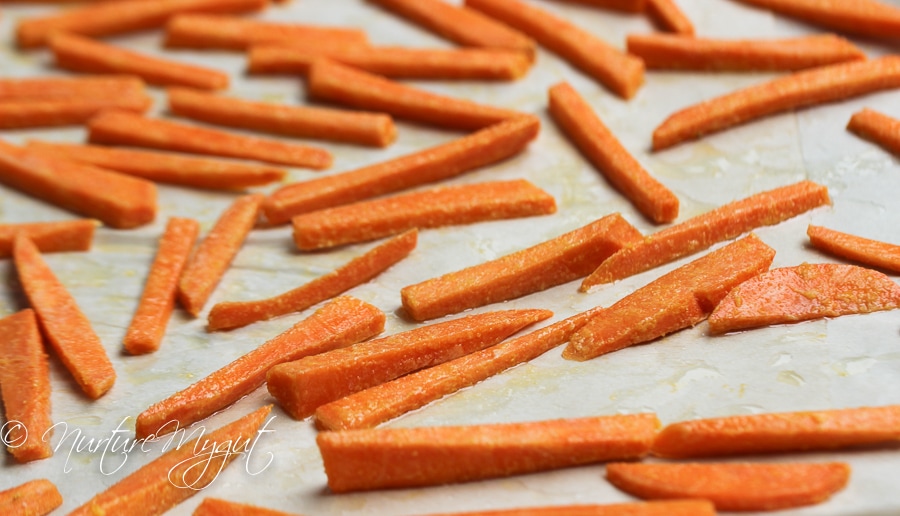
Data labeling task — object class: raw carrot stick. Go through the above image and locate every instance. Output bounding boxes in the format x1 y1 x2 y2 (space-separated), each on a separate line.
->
731 0 900 40
0 310 52 462
13 235 116 399
0 75 147 102
847 108 900 157
72 406 271 516
315 306 604 431
267 308 552 420
465 0 645 99
652 56 900 151
135 296 383 440
25 141 285 191
0 479 62 516
291 179 557 250
549 82 679 224
401 214 642 322
124 218 200 355
0 97 153 129
176 194 262 317
541 0 645 12
422 500 717 516
87 111 332 169
565 234 775 361
807 224 900 273
307 58 525 131
208 229 417 331
318 413 660 492
581 180 829 289
707 263 900 334
167 87 396 147
194 498 298 516
0 219 96 258
645 0 694 35
262 115 540 225
605 462 851 512
51 33 229 91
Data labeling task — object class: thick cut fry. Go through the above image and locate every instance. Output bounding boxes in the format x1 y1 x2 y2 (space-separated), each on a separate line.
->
401 214 642 322
0 96 152 129
291 179 557 250
135 296 384 440
549 82 678 224
263 115 540 225
646 0 694 34
732 0 900 40
208 230 417 331
13 235 116 399
193 498 297 516
0 219 95 258
605 462 851 512
707 263 900 334
847 108 900 157
0 479 62 516
268 308 551 420
807 224 900 273
542 0 645 12
582 180 829 289
167 87 396 147
423 500 717 516
88 111 332 169
466 0 645 99
0 75 146 101
652 56 900 150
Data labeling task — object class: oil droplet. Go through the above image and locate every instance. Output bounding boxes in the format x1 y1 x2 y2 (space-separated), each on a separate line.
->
770 352 792 367
777 370 806 386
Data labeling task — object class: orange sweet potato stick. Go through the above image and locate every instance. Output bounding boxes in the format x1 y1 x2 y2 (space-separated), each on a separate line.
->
549 82 679 224
645 0 694 34
807 224 900 273
422 500 717 516
847 107 900 157
208 229 417 331
652 56 900 151
0 479 62 516
193 498 298 516
0 96 152 129
0 219 96 258
0 75 147 101
167 87 396 147
318 413 660 492
13 235 116 399
176 194 262 317
315 306 604 431
267 308 552 420
262 115 540 225
87 110 332 169
565 234 776 361
731 0 900 40
401 214 642 322
707 262 900 334
581 180 829 289
541 0 646 12
605 462 851 512
135 296 384 440
71 406 271 516
291 179 557 250
465 0 645 99
124 218 199 355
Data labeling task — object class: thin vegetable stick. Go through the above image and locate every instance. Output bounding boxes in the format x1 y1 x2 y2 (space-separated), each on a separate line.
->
465 0 645 99
51 33 229 91
847 108 900 157
176 194 262 317
541 0 645 12
807 224 900 273
581 180 829 289
71 406 271 516
315 306 604 431
124 218 199 355
401 214 642 322
732 0 900 40
0 479 62 516
422 500 717 516
193 498 297 516
627 33 866 72
652 56 900 151
87 111 332 169
167 87 396 147
262 115 540 225
549 82 679 224
0 219 96 258
307 58 525 131
267 308 552 420
0 75 146 102
13 235 116 399
318 413 660 492
135 296 383 440
208 229 417 331
605 462 851 512
291 179 557 250
645 0 694 35
0 97 153 129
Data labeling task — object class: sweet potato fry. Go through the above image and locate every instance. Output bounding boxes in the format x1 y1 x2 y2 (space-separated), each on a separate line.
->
0 219 95 258
732 0 900 40
652 56 900 150
268 308 551 420
0 75 147 102
0 96 152 129
262 115 540 225
0 479 62 516
807 224 900 273
549 82 678 224
645 0 694 34
581 180 829 289
541 0 645 12
422 500 717 516
193 498 297 516
13 235 116 399
707 262 900 334
605 462 851 511
208 230 416 331
847 108 900 157
401 214 642 322
465 0 645 99
167 87 396 147
291 179 557 250
135 296 383 440
87 110 332 169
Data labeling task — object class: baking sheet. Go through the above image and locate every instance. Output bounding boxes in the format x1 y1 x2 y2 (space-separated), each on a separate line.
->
1 0 900 514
